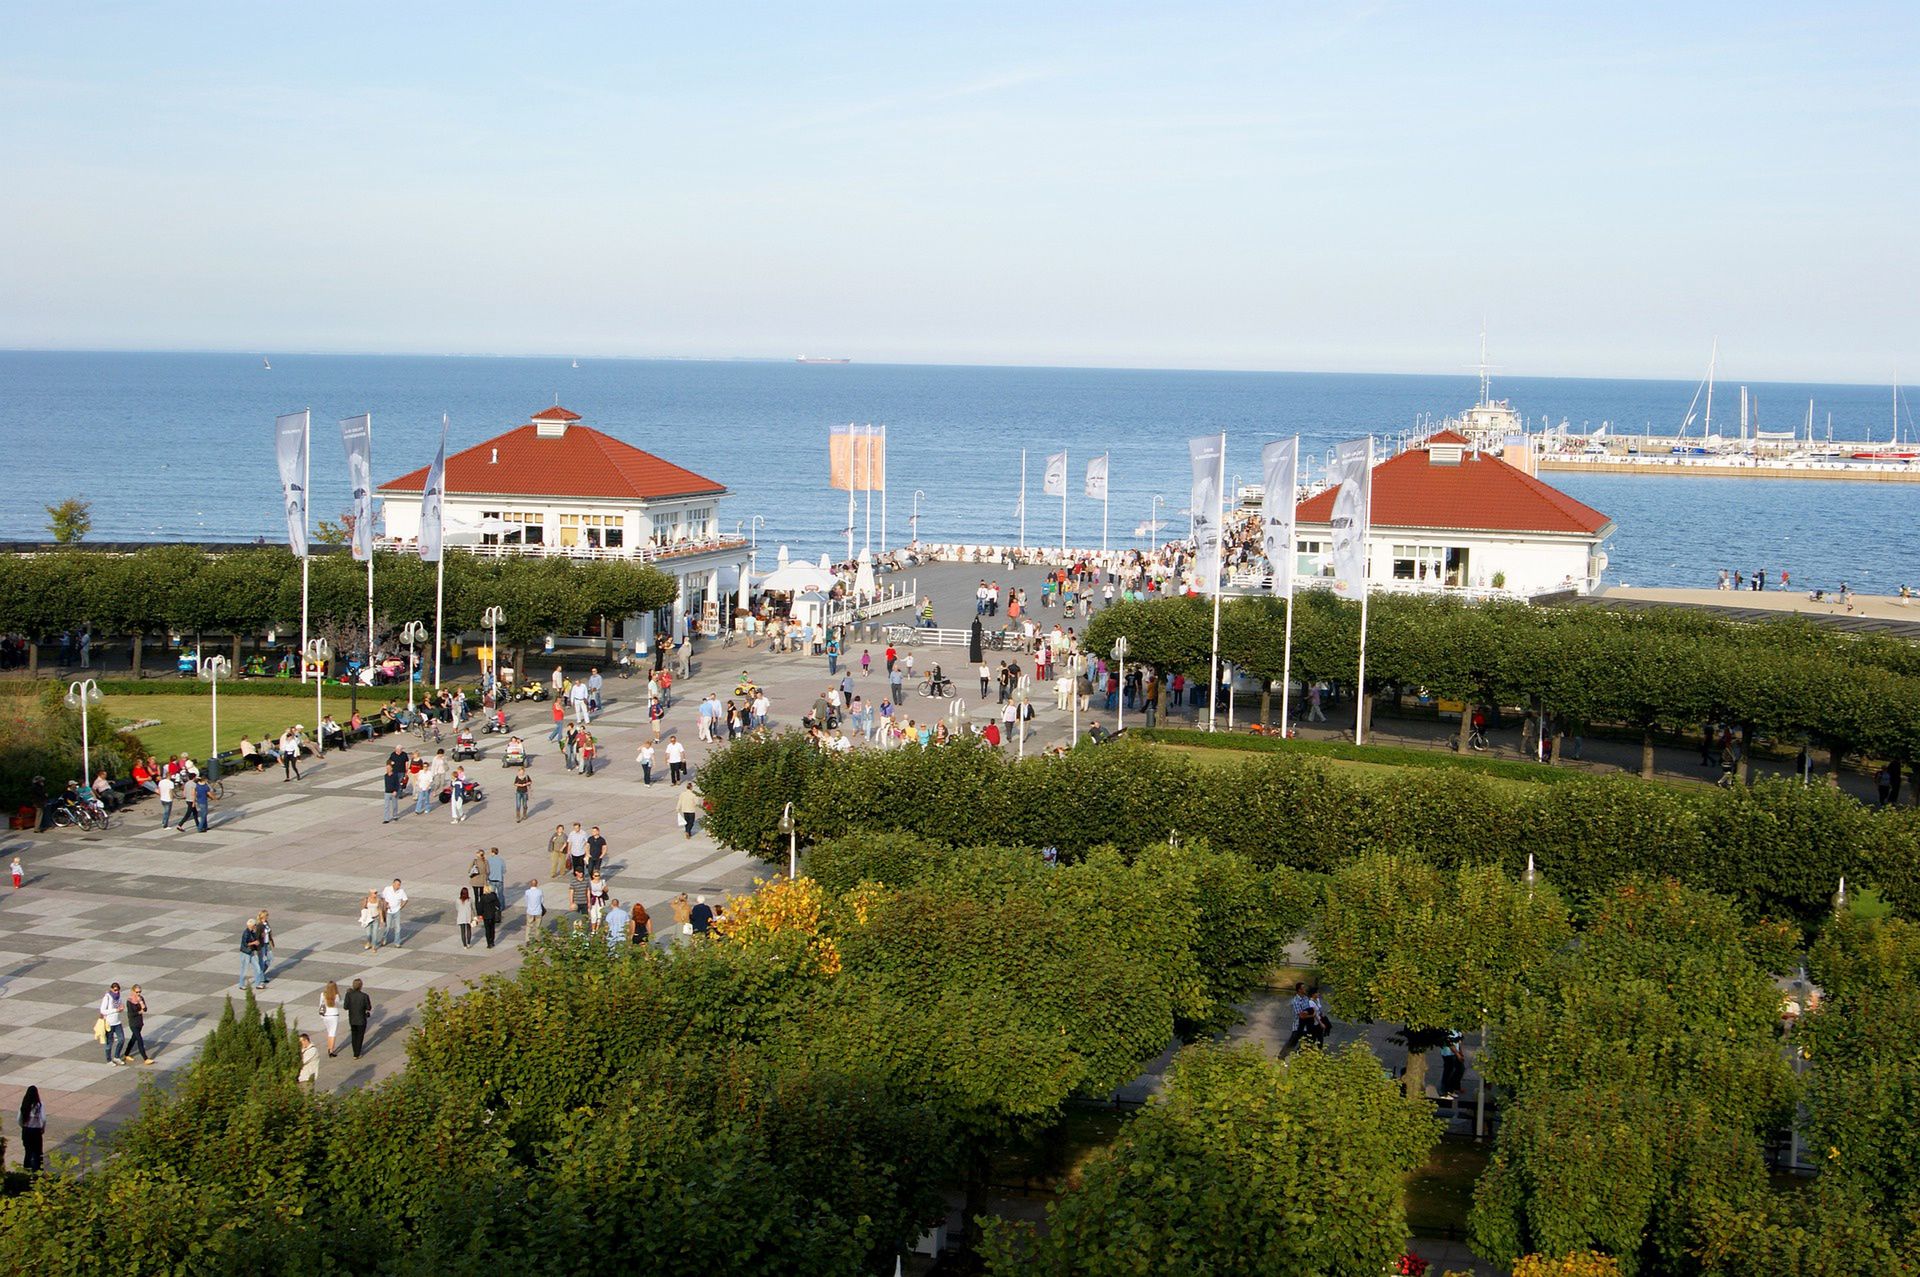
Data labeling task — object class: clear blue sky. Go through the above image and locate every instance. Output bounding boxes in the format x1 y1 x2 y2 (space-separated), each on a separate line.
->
2 2 1914 381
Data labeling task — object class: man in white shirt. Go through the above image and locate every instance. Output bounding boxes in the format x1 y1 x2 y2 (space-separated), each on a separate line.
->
382 878 409 947
752 693 771 728
566 822 589 875
523 878 547 937
666 735 687 785
570 679 592 725
157 774 176 828
99 982 126 1065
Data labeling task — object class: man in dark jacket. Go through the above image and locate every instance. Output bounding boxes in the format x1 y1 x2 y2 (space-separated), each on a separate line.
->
476 883 503 949
237 920 262 990
343 978 373 1058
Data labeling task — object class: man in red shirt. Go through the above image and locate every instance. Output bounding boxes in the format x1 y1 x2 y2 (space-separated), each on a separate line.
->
884 645 897 674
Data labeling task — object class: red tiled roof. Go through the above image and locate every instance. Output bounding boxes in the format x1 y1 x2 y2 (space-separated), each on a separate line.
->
380 419 724 502
1295 433 1611 535
531 405 581 422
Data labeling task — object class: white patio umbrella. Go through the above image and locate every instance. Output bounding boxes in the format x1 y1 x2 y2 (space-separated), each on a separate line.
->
759 561 838 594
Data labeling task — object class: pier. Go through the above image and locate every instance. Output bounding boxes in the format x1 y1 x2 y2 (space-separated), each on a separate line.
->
1538 455 1920 482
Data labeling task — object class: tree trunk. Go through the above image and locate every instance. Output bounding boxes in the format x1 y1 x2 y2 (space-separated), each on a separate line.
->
231 633 241 666
131 632 143 679
960 1145 992 1256
1457 703 1473 752
1737 722 1753 784
1259 680 1272 730
1829 744 1845 784
1549 730 1563 765
1358 692 1374 744
1403 1046 1431 1102
1641 728 1656 780
26 641 37 678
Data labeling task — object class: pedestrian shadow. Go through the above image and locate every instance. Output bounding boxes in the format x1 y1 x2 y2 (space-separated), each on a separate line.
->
363 1009 413 1054
260 943 323 982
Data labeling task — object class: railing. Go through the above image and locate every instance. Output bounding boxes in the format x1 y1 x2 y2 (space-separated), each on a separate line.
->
383 537 750 564
824 579 919 626
1222 571 1554 602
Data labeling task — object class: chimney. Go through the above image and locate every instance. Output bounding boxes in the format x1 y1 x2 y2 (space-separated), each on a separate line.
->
490 447 498 464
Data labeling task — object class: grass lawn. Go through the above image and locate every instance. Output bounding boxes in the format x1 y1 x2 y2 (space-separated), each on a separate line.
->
1148 741 1551 799
106 690 374 761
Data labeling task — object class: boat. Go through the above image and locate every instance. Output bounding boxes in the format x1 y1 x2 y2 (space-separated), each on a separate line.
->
1851 451 1918 462
262 357 271 370
571 359 579 369
796 356 850 365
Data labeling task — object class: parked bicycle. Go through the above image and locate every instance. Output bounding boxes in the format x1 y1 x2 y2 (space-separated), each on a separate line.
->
52 797 108 831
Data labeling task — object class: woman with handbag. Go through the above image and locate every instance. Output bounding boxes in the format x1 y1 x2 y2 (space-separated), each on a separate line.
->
17 1087 44 1172
125 985 154 1064
455 887 475 948
359 890 382 950
319 981 343 1056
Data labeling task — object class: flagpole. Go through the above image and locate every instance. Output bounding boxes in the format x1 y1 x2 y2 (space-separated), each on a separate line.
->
300 408 311 684
1279 594 1295 736
1019 450 1027 553
864 425 873 555
433 413 446 689
365 414 376 681
1102 454 1110 556
1353 436 1372 746
879 424 888 554
1206 432 1226 732
1060 449 1068 558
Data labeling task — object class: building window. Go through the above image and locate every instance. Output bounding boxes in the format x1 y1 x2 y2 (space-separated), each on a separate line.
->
686 507 711 538
1389 544 1469 585
481 510 543 545
557 512 624 550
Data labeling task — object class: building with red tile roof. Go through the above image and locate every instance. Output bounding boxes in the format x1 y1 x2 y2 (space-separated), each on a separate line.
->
378 406 749 637
1291 431 1614 596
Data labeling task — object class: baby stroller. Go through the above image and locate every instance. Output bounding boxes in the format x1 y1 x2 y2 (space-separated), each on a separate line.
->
452 730 479 762
500 738 528 769
439 776 484 805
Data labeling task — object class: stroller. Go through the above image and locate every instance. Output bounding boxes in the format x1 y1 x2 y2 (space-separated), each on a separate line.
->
439 776 484 805
452 729 479 761
500 738 528 769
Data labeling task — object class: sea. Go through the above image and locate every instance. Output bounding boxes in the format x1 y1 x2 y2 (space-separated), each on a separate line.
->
2 350 1914 592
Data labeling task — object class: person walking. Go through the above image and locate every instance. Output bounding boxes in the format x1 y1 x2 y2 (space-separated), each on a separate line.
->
547 697 566 744
343 979 372 1058
513 766 532 821
449 766 468 823
18 1086 45 1172
237 919 262 991
566 822 589 876
585 828 607 878
666 735 687 785
297 1032 320 1089
637 739 655 785
547 823 569 880
280 727 303 780
628 897 652 947
359 890 382 950
889 665 904 706
579 730 596 778
99 982 127 1065
412 761 434 815
477 881 503 948
486 846 507 901
568 868 590 920
523 878 547 938
255 910 275 987
382 760 403 823
172 772 198 831
124 984 154 1064
676 783 700 839
319 980 342 1056
455 887 475 948
382 878 409 947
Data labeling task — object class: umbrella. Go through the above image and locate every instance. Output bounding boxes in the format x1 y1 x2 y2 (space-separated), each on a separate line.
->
854 550 877 598
760 562 838 594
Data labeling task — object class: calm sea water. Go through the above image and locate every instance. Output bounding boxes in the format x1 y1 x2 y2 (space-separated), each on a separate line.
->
1 350 1913 591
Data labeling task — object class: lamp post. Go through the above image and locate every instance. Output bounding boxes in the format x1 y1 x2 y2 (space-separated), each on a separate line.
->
1150 494 1165 553
481 606 505 691
304 638 331 755
400 622 427 712
911 490 927 544
778 802 798 879
64 678 101 785
200 655 229 777
1113 636 1128 731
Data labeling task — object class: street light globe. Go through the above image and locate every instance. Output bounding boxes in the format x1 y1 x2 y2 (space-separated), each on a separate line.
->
1112 636 1129 660
305 637 331 661
200 656 230 682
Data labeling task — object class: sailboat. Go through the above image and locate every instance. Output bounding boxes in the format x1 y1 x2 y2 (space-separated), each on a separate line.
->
1671 340 1721 454
1852 378 1917 461
571 359 580 369
262 357 272 370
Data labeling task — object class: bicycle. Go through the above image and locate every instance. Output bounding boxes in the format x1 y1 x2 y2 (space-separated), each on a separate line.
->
920 674 954 698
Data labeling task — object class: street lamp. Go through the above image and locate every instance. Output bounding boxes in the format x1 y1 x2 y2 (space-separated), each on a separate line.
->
911 490 927 544
200 655 229 778
1113 636 1129 731
481 606 506 691
400 622 427 712
304 638 331 756
1150 494 1165 553
1833 876 1849 913
64 679 101 786
778 802 798 879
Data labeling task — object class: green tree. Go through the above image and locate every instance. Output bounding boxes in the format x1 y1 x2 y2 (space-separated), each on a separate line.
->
985 1043 1440 1276
44 497 92 544
1314 853 1572 1099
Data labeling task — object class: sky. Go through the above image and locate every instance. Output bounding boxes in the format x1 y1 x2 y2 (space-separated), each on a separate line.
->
1 2 1915 382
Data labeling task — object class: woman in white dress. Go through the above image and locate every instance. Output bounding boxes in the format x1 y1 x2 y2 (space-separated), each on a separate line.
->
318 980 342 1057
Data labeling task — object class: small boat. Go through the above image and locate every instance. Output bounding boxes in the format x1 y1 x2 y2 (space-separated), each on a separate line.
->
571 359 580 369
1851 451 1918 462
262 357 272 370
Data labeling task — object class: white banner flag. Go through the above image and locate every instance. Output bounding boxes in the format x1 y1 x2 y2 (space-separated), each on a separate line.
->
1085 453 1109 500
1043 450 1068 498
1187 434 1224 593
420 417 448 564
1260 438 1298 597
340 413 374 562
275 410 309 558
1328 436 1373 599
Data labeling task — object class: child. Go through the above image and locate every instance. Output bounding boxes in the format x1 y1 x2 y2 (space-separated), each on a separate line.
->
10 856 22 888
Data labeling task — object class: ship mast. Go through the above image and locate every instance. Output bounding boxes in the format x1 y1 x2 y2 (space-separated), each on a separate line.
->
1704 338 1716 438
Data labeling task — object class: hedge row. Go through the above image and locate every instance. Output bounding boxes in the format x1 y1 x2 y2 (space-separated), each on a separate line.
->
1135 727 1593 785
698 734 1913 926
1084 592 1920 771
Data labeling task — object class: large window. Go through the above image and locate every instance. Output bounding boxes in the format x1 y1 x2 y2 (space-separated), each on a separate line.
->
687 507 712 538
557 513 625 550
481 510 544 545
1390 543 1469 586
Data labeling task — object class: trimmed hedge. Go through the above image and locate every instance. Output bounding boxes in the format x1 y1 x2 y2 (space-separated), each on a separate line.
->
1135 727 1593 785
698 734 1920 926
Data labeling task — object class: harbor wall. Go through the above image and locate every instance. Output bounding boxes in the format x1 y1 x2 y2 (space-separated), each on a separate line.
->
1538 458 1920 482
